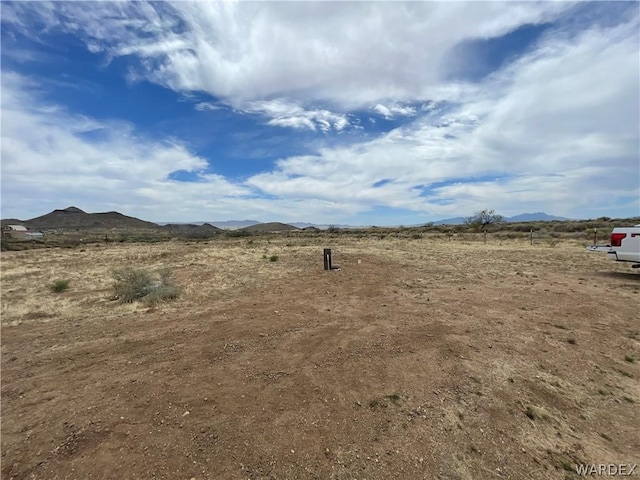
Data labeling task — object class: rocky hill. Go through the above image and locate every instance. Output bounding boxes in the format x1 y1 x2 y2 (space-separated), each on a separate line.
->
240 222 299 233
162 223 222 238
4 207 161 230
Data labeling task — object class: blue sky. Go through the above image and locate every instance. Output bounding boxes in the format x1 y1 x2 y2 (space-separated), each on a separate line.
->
1 2 638 225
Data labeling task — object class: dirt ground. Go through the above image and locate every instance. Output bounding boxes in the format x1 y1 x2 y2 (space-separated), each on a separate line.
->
1 236 638 479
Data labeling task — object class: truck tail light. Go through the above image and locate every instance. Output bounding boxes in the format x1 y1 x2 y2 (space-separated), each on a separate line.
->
611 233 627 247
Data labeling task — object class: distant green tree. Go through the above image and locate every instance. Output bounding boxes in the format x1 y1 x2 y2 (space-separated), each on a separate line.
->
465 209 505 230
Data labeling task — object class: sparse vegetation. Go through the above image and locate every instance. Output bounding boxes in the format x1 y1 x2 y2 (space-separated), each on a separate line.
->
226 229 252 238
144 284 180 306
560 459 574 472
112 266 179 304
112 267 152 303
369 393 402 409
525 406 536 420
386 393 401 404
616 368 634 378
624 354 635 363
465 209 505 231
50 279 70 293
4 214 640 251
269 255 279 262
2 234 638 479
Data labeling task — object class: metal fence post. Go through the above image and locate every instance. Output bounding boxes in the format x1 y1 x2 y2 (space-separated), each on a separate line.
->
323 248 332 270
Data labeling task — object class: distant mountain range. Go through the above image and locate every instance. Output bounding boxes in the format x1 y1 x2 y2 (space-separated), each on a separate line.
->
431 212 569 226
159 220 355 230
191 212 569 228
157 219 268 229
1 208 316 233
506 212 569 222
2 207 571 231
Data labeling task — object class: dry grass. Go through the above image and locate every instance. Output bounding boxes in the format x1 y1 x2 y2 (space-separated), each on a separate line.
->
1 236 639 479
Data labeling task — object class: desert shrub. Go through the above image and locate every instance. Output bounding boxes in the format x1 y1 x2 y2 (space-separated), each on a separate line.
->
269 255 279 262
50 279 70 293
183 231 217 239
524 406 536 420
497 232 524 240
112 266 180 304
143 284 180 306
113 268 153 303
157 266 173 285
226 230 252 238
511 224 535 232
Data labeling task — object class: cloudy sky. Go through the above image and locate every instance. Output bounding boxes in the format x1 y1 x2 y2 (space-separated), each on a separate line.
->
1 1 638 224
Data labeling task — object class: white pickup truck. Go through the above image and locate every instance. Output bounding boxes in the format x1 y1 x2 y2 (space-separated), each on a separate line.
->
587 225 640 268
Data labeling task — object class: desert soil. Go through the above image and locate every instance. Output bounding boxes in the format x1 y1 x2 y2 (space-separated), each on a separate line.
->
1 236 639 479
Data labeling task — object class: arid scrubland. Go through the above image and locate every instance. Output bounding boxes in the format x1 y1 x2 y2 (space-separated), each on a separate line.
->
2 236 638 479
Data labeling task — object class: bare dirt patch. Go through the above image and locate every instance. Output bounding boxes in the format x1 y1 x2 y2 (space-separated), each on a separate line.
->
2 237 638 479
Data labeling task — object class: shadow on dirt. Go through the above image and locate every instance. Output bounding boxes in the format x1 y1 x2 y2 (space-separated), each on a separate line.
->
592 271 640 281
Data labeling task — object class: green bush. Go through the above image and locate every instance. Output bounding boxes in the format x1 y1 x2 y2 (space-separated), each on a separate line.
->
269 255 279 262
112 266 180 304
50 279 70 293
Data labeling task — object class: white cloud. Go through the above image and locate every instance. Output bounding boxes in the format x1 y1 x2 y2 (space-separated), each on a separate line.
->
0 72 365 223
0 2 574 135
373 103 418 120
0 72 252 221
2 3 638 222
194 102 224 112
240 99 349 132
246 18 640 219
373 104 393 119
2 2 571 110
